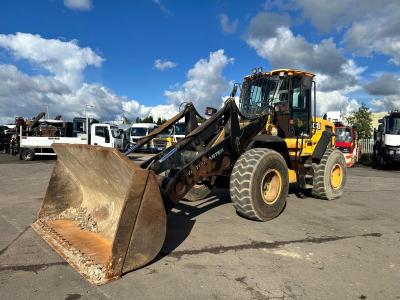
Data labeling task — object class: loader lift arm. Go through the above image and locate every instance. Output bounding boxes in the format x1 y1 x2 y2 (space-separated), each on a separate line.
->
145 99 269 209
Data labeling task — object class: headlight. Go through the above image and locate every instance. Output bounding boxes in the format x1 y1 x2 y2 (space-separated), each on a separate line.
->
390 150 395 155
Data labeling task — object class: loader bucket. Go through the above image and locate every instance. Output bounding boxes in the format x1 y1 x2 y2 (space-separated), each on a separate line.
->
31 144 167 285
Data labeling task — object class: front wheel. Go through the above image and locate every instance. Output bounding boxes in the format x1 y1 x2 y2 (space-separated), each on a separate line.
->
230 148 289 221
311 148 347 200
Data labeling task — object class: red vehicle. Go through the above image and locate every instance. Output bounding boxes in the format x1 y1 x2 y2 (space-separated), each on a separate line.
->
334 123 359 167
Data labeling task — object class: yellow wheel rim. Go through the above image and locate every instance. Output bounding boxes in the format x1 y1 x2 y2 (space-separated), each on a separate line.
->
330 163 343 189
260 169 282 205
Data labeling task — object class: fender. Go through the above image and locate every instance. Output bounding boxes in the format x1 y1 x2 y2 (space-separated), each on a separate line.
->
312 131 334 161
247 135 292 168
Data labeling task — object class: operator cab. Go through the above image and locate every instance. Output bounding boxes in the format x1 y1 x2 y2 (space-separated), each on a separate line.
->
239 69 314 138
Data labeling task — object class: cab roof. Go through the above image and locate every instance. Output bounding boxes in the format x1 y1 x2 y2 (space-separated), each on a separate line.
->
244 68 315 80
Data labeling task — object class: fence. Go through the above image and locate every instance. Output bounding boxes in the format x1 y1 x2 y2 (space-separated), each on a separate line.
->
359 139 374 155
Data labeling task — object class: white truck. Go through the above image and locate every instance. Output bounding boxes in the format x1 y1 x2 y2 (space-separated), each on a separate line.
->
129 123 158 151
373 111 400 168
19 123 126 161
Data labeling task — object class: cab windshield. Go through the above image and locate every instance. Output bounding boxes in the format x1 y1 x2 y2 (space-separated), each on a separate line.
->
336 127 352 142
130 127 148 136
387 116 400 134
160 127 173 137
239 75 280 118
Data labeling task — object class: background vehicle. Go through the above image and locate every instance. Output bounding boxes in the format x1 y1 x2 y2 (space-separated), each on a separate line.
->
32 69 346 284
18 123 126 161
129 123 157 151
325 111 359 167
335 123 359 167
373 111 400 168
152 122 186 151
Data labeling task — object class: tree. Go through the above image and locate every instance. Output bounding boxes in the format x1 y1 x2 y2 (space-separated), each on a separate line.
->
142 116 154 123
156 117 162 125
135 116 141 123
345 104 373 139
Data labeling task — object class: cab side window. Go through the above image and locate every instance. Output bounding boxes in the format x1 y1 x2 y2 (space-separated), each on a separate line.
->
95 126 106 137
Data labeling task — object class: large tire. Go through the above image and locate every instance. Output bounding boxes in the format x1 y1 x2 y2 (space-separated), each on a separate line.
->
230 148 289 221
20 148 34 161
184 184 211 202
311 148 346 200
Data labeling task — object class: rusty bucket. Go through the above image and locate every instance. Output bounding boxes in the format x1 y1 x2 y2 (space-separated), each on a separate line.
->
31 144 166 285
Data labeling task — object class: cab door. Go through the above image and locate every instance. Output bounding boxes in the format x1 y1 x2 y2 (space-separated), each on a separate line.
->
290 76 311 137
91 125 112 147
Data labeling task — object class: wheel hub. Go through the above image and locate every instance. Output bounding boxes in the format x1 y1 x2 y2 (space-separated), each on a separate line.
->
260 169 282 205
330 163 343 189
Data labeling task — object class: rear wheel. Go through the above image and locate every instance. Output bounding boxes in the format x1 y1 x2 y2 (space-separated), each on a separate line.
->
20 148 34 161
230 148 289 221
311 148 346 200
184 184 211 202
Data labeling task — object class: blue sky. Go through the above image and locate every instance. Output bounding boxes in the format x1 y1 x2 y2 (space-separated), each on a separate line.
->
0 0 399 122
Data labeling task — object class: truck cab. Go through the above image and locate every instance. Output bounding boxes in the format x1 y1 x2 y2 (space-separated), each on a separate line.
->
91 124 120 148
335 123 359 167
374 111 400 167
129 123 157 150
152 123 187 151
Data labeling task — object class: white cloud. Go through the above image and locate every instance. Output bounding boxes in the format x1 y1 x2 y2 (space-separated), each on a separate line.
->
246 24 365 92
364 73 400 96
343 4 400 66
316 90 360 115
286 0 382 32
0 32 103 89
152 0 171 16
0 34 235 125
64 0 93 11
219 14 238 34
364 73 400 112
0 63 150 123
270 0 400 66
371 96 400 112
154 59 177 71
0 62 176 123
0 33 181 124
165 49 234 113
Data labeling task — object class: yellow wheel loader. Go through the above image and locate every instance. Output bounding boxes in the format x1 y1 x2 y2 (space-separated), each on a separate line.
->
32 69 346 284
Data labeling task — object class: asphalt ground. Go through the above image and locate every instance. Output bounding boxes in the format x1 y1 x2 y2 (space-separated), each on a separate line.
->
0 153 400 299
